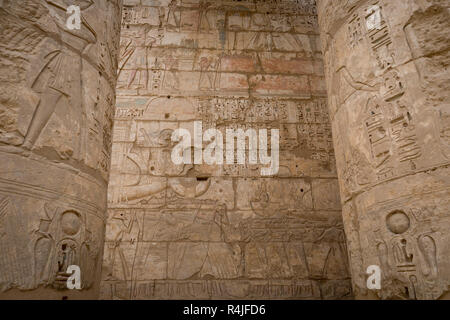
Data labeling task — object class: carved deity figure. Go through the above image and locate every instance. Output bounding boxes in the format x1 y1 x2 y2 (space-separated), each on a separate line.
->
105 210 141 280
118 26 150 89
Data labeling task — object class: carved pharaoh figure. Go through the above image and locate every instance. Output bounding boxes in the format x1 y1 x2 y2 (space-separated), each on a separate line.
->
19 0 97 151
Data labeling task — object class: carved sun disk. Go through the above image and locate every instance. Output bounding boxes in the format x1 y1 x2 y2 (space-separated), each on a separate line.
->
386 210 410 234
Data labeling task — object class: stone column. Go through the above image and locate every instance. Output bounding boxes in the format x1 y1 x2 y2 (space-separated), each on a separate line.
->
0 0 122 299
317 0 450 299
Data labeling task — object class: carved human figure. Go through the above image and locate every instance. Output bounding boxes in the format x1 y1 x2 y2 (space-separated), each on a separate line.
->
315 218 349 278
167 204 242 280
198 56 219 90
112 127 211 203
22 0 97 150
166 0 180 30
106 211 141 280
162 55 180 90
118 27 149 89
198 0 212 32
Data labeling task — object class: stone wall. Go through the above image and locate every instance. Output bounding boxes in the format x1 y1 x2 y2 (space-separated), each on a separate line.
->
100 0 351 299
0 1 122 299
3 0 446 301
317 0 450 299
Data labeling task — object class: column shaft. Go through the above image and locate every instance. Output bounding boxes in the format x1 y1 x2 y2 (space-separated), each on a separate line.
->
0 0 122 299
317 0 450 299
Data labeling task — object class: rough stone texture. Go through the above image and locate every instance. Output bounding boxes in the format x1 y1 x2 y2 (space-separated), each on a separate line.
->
317 0 450 299
3 0 446 301
0 0 122 299
100 0 352 300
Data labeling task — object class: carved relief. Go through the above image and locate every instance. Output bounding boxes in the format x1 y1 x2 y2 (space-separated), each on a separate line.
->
326 1 425 185
101 0 348 300
0 195 103 293
0 0 121 298
372 208 445 300
348 12 364 48
317 0 450 300
33 204 101 289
